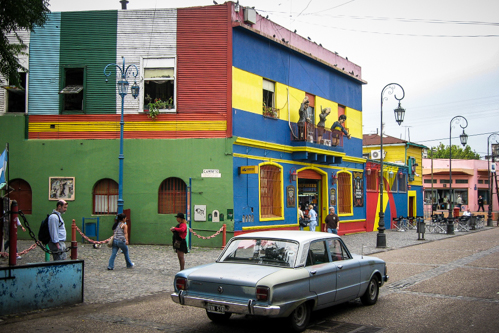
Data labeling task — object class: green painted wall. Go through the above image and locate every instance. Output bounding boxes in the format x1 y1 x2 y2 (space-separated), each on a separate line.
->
1 115 235 247
60 11 117 114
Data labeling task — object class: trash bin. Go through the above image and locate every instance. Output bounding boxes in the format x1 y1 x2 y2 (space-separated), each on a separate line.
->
417 220 425 233
453 206 460 218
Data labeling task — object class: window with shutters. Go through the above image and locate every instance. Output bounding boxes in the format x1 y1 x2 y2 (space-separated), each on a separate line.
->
143 58 175 112
60 67 85 112
4 72 26 113
260 164 283 219
93 179 118 215
158 177 186 214
337 172 352 215
366 171 378 191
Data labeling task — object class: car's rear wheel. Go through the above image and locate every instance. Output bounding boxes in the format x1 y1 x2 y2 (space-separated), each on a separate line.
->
360 275 379 305
206 310 232 323
288 302 311 332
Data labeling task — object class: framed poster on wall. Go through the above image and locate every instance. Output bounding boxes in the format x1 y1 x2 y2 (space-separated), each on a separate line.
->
49 177 75 201
194 205 207 221
329 188 336 207
286 185 296 208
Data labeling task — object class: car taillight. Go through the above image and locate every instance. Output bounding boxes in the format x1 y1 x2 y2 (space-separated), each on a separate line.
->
176 277 187 291
256 287 269 301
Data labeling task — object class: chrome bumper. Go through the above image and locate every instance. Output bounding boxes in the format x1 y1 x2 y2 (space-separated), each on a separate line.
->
171 290 281 316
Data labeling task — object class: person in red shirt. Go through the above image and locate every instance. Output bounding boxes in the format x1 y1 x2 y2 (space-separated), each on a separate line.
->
170 213 188 270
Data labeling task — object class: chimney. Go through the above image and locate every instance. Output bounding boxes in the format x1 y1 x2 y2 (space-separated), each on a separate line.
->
120 0 129 10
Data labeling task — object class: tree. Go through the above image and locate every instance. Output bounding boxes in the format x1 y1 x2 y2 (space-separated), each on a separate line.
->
0 0 50 86
430 143 481 160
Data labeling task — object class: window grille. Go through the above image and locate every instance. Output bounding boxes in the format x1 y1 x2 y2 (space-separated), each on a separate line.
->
93 179 118 215
158 177 186 214
337 172 352 214
260 165 282 218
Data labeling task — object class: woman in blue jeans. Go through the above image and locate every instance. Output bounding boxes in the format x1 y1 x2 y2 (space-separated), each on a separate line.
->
107 213 134 270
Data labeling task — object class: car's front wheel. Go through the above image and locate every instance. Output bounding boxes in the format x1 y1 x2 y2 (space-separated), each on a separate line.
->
288 302 311 332
360 275 379 305
206 310 232 323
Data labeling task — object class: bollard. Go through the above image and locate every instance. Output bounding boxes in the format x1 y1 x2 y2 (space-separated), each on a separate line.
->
221 224 226 249
9 200 18 266
71 219 78 260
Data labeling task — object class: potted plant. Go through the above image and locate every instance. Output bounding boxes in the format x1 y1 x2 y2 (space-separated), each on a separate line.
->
145 95 174 120
262 103 279 119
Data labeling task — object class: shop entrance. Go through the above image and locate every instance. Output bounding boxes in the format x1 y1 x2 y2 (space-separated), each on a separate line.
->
298 169 323 230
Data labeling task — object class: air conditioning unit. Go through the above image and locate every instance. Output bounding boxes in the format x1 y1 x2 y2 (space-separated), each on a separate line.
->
370 150 386 159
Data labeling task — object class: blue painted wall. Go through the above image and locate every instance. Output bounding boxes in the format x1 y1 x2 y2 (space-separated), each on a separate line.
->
0 260 84 316
232 28 363 111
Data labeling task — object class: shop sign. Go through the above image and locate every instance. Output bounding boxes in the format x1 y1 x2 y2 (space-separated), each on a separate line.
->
239 166 258 174
353 171 364 207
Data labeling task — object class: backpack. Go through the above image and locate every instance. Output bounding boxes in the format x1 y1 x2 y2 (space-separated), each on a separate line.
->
38 213 62 245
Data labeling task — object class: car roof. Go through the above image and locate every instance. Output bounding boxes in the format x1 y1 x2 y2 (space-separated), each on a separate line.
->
233 230 340 243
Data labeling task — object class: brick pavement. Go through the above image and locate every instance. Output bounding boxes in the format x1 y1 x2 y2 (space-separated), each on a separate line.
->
1 227 492 305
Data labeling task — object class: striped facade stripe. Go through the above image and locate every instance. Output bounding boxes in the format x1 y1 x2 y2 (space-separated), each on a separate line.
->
177 5 232 137
28 115 226 139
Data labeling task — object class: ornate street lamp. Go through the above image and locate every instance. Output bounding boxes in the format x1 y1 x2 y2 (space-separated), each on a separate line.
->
104 57 140 214
377 83 405 248
448 116 468 234
487 133 499 226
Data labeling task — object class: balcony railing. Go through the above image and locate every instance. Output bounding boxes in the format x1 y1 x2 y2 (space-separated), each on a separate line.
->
290 123 344 147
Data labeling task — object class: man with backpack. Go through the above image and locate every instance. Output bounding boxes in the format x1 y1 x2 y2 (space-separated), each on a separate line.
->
48 200 68 261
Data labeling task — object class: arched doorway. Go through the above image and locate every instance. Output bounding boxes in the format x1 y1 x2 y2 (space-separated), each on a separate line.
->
298 169 325 231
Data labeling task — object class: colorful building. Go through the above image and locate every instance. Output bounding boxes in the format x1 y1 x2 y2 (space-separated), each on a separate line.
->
422 158 498 214
1 2 371 246
363 134 425 228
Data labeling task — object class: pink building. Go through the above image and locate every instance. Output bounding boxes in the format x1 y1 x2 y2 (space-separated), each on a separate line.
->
422 158 498 214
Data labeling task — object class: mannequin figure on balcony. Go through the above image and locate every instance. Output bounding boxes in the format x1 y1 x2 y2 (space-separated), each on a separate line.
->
298 96 310 140
331 114 351 146
317 107 331 144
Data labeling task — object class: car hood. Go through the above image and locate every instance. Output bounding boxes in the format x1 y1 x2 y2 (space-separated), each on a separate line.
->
186 262 283 286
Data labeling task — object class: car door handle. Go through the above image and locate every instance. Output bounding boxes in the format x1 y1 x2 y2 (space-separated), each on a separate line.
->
310 270 317 275
337 265 343 269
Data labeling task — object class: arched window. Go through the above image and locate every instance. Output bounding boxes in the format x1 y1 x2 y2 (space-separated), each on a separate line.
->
93 179 118 215
9 179 32 214
260 164 283 219
158 177 186 214
338 172 352 215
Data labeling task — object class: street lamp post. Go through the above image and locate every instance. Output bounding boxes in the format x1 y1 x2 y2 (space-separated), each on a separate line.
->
104 57 140 214
487 133 499 227
448 116 468 234
377 83 406 248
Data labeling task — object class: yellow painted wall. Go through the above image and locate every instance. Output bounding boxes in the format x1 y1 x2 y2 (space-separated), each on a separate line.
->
232 67 362 137
407 145 423 186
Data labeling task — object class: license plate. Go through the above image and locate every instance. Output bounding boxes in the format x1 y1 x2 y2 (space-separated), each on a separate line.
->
206 303 225 314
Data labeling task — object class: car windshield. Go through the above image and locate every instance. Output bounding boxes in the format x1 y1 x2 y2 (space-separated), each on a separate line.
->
218 238 299 268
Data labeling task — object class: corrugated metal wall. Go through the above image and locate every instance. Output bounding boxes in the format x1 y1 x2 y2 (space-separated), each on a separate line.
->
117 9 177 114
60 11 117 114
177 4 232 136
28 13 61 115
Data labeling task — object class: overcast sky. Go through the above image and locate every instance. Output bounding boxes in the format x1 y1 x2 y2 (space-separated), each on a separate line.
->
48 0 499 157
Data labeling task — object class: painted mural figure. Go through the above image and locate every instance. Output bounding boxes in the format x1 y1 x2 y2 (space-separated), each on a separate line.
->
331 114 351 146
317 107 331 144
297 97 310 140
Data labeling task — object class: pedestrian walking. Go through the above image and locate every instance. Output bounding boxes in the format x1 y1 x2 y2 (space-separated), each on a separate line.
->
478 195 485 212
170 213 188 271
308 204 317 232
48 200 68 261
107 213 134 270
324 207 340 234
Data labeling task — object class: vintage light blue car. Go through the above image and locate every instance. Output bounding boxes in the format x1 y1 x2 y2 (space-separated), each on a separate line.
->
171 231 388 332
